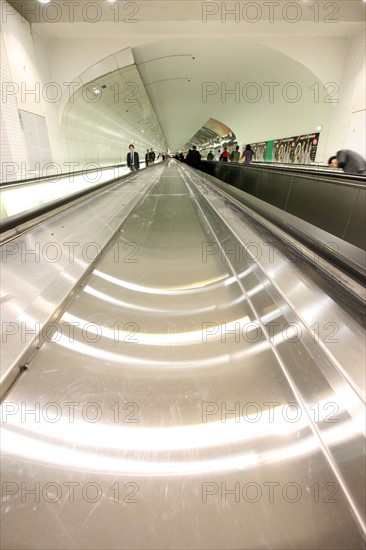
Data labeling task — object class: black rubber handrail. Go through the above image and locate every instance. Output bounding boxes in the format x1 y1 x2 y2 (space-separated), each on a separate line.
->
199 173 366 285
0 171 130 234
0 162 127 188
200 160 366 186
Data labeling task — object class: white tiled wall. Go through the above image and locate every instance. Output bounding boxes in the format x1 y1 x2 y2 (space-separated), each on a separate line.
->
0 32 29 182
1 8 68 182
18 109 53 170
325 30 366 160
32 28 66 167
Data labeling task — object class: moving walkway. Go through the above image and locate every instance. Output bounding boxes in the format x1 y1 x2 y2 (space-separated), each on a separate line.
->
1 160 365 549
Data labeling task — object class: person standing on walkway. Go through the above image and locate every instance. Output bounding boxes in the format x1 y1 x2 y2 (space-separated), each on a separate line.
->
241 144 254 164
127 144 140 172
230 146 240 162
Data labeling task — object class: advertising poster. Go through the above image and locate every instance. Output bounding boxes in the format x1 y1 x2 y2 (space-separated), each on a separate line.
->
289 133 320 164
272 136 294 163
250 132 320 164
265 141 273 161
251 141 267 162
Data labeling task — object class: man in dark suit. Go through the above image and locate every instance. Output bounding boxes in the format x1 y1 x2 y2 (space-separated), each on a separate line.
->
127 144 140 172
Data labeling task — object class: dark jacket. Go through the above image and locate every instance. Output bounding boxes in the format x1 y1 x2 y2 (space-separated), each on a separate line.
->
127 151 140 170
337 149 366 175
187 149 201 168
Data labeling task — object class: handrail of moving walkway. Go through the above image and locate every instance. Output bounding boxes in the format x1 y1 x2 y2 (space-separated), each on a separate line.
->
0 163 152 235
0 162 128 188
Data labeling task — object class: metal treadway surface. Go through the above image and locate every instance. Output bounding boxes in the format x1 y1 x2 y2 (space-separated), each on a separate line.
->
1 161 365 549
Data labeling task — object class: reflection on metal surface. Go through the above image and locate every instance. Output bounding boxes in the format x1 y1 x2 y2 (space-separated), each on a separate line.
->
3 416 361 476
1 160 365 549
0 166 129 218
93 268 230 292
60 312 251 346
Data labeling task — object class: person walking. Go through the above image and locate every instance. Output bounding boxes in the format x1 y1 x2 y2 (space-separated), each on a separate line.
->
145 149 150 167
241 144 254 164
149 149 156 164
230 146 240 162
220 146 230 162
186 145 201 168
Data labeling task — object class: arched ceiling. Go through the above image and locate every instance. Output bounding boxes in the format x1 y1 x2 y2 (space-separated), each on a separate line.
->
183 118 236 152
61 61 168 155
132 36 341 150
7 0 365 155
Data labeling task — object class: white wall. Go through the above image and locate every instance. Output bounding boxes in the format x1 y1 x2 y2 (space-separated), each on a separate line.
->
343 32 365 157
1 5 44 117
325 30 366 161
256 36 349 163
32 28 66 166
1 1 57 180
0 30 29 182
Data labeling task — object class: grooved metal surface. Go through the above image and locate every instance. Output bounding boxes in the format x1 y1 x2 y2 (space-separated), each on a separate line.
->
1 161 365 550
